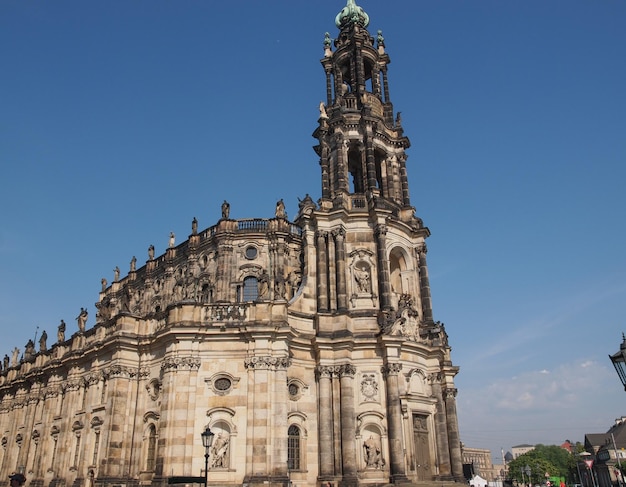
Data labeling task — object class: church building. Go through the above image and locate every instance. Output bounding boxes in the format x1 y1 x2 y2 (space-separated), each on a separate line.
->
0 2 463 487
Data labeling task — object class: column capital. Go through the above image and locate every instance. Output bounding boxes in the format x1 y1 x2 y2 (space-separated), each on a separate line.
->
338 363 356 378
381 363 402 376
444 387 458 399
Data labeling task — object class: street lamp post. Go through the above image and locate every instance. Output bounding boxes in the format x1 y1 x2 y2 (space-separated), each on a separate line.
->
524 465 532 487
201 426 215 487
609 334 626 390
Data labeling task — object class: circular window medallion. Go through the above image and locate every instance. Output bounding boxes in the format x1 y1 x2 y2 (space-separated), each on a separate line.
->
214 377 232 392
288 383 299 397
245 246 257 259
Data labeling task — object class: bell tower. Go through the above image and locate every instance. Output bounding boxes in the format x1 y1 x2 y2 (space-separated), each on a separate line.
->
311 0 431 316
315 0 412 210
296 2 464 484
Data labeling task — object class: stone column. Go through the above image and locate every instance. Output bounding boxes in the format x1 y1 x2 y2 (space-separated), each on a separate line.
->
333 228 348 310
325 68 333 107
321 141 331 199
429 374 452 478
375 225 392 310
272 357 290 482
364 134 378 192
444 388 464 481
382 67 390 104
317 366 335 479
338 364 358 486
216 241 233 301
399 156 411 207
417 245 433 322
337 137 349 194
382 363 408 483
372 65 381 98
316 231 329 312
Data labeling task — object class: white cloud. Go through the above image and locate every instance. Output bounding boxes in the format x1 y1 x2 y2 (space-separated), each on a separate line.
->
457 359 626 455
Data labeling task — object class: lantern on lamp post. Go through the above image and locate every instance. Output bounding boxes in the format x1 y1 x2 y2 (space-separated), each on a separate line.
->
201 426 215 487
609 334 626 391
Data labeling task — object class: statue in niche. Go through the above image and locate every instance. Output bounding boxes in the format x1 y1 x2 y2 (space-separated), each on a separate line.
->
101 277 107 291
211 433 230 468
354 264 371 293
148 244 155 260
221 200 230 219
192 217 198 235
76 307 88 332
275 199 286 218
57 320 66 342
130 256 137 272
363 435 383 468
39 330 47 352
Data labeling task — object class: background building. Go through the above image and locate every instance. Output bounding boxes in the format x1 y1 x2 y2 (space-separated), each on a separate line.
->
0 2 463 487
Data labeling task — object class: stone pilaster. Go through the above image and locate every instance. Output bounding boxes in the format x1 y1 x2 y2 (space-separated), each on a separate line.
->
99 366 132 478
328 232 337 311
429 374 452 479
243 356 291 487
316 231 329 312
158 357 201 478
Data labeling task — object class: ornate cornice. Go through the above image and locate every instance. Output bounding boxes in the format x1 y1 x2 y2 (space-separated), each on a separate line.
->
244 356 290 370
160 356 201 372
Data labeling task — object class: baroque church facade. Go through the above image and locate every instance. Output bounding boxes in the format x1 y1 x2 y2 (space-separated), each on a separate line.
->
0 2 463 487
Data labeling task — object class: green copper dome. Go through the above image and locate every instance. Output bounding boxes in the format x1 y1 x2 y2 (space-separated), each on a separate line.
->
335 0 369 28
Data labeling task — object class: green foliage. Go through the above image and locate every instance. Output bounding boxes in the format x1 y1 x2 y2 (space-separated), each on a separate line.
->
507 445 577 484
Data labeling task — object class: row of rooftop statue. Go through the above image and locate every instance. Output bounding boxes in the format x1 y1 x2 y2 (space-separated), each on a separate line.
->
0 308 88 373
1 198 303 374
100 198 297 290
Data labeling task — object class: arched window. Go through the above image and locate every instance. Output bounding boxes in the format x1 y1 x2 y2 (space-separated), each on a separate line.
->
287 425 301 470
389 249 407 295
146 424 157 471
242 276 258 302
348 149 364 193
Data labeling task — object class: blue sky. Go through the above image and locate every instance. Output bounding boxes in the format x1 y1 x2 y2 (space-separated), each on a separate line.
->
2 1 625 461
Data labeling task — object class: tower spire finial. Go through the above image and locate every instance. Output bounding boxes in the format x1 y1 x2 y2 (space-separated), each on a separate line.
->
335 0 369 29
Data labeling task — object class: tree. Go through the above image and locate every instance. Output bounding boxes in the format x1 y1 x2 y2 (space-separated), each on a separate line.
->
507 445 577 485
